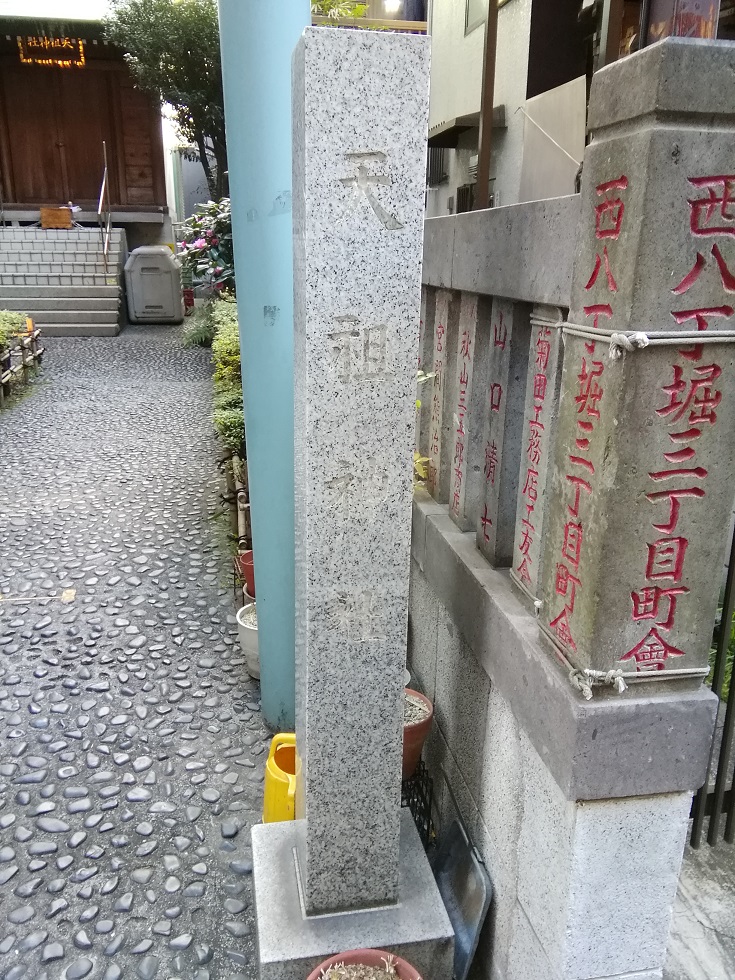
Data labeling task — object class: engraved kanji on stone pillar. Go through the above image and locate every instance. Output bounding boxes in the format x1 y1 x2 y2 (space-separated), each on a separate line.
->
417 285 437 459
448 292 491 531
511 305 564 600
293 26 430 914
476 298 531 566
427 289 459 502
538 39 735 684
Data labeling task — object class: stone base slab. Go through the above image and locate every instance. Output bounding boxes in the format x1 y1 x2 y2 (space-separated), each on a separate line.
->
252 811 454 980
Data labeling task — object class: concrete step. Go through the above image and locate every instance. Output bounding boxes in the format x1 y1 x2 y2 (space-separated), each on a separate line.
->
0 296 119 312
0 229 124 241
0 274 119 286
36 322 121 338
24 308 119 325
0 285 120 299
0 263 112 275
0 249 122 260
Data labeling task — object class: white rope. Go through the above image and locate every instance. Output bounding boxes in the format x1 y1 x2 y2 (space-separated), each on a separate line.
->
609 331 649 359
515 106 582 168
563 322 735 344
539 620 710 697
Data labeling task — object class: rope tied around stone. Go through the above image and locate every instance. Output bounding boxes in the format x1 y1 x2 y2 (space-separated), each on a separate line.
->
569 670 594 701
609 331 650 360
568 668 628 699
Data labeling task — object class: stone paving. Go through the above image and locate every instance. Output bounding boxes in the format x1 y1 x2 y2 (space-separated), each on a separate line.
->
0 325 267 980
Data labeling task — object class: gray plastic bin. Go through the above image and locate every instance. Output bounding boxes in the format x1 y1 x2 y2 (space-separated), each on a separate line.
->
124 246 184 324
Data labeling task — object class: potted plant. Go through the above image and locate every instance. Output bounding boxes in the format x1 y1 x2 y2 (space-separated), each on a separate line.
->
307 949 421 980
403 688 433 780
236 601 259 679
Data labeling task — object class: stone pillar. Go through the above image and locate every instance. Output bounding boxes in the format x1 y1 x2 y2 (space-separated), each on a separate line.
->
417 285 437 459
427 289 459 502
539 38 735 683
251 30 452 980
447 292 492 531
476 298 531 566
292 25 427 914
511 305 564 600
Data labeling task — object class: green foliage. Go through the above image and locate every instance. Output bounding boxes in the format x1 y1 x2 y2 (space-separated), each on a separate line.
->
182 300 220 347
311 0 368 16
212 404 245 452
213 386 244 412
207 295 244 452
0 310 27 351
105 0 227 198
178 198 235 292
709 607 735 703
211 303 241 390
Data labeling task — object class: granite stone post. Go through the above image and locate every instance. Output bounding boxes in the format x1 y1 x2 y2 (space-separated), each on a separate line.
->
292 25 430 915
539 39 735 682
250 30 452 979
447 292 492 531
417 285 437 459
476 298 531 566
511 305 564 600
427 289 460 502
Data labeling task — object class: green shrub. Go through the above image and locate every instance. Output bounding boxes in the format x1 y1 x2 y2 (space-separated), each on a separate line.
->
211 303 241 391
213 405 245 452
0 310 27 351
207 295 244 450
213 385 244 412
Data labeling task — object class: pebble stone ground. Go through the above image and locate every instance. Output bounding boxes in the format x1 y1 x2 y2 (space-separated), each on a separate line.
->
0 325 269 980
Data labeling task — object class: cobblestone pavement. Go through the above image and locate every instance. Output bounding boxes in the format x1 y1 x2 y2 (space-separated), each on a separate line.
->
0 325 267 980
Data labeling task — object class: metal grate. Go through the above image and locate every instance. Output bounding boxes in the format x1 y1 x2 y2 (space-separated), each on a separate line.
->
691 522 735 846
402 758 435 851
427 146 448 188
456 183 475 214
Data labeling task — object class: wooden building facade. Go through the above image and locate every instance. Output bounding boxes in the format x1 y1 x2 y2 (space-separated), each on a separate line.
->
0 19 166 214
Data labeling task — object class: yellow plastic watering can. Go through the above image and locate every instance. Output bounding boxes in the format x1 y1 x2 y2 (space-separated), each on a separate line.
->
263 732 297 822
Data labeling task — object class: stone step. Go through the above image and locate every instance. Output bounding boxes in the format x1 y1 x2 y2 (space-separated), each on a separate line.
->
0 228 124 241
0 245 122 255
35 321 121 337
0 285 120 299
0 263 113 275
0 273 119 286
24 308 119 324
0 295 119 312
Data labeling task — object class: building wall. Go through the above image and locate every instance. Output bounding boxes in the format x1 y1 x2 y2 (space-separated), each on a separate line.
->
428 0 485 132
489 0 532 206
427 0 533 215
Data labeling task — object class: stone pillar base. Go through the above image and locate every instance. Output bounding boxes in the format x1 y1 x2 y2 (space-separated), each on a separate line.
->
252 811 454 980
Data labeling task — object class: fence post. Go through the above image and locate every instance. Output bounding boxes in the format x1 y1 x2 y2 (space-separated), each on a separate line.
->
538 38 735 689
476 299 531 566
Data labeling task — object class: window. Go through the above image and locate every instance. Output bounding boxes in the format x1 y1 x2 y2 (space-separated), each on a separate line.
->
466 0 514 35
427 147 448 187
465 0 487 34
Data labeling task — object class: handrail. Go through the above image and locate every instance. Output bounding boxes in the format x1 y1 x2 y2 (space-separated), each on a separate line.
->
97 140 112 274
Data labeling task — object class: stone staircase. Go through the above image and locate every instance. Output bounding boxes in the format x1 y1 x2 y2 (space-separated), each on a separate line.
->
0 226 126 336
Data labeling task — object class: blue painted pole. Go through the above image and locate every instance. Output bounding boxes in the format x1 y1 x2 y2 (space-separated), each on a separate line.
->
217 0 310 729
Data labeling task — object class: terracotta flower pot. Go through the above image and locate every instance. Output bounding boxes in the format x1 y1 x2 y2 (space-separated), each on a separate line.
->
235 550 255 597
402 688 433 780
306 948 422 980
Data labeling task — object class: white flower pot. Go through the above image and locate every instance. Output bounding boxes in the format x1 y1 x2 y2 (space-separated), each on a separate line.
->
236 602 260 679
